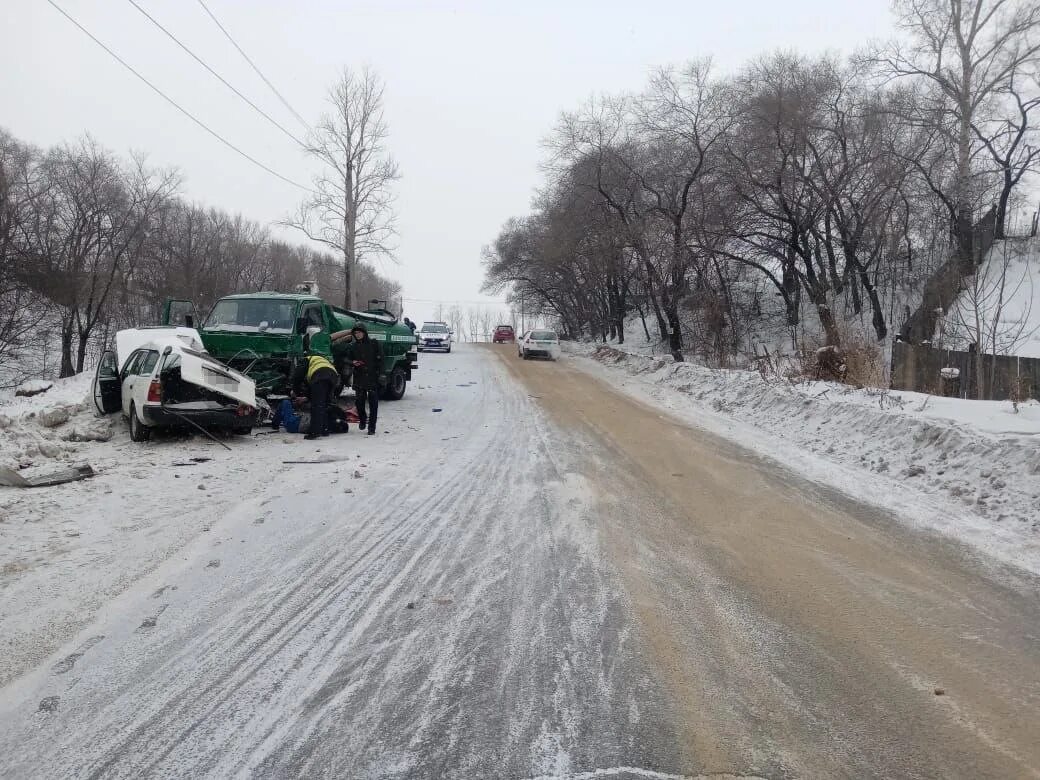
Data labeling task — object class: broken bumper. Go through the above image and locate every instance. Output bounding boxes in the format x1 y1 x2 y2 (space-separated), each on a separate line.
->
141 404 259 430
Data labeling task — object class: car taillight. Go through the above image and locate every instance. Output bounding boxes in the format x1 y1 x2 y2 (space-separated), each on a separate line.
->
147 379 162 403
236 404 254 417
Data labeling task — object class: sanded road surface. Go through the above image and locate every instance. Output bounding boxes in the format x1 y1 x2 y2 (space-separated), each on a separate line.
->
496 345 1040 780
0 343 1037 779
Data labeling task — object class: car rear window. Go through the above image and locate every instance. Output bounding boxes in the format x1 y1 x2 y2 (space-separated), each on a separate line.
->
531 330 557 340
137 351 160 375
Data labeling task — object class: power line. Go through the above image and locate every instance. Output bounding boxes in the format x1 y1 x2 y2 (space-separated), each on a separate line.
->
196 0 312 133
124 0 307 149
46 0 311 193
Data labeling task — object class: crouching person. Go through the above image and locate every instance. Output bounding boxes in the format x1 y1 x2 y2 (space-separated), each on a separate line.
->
291 340 340 440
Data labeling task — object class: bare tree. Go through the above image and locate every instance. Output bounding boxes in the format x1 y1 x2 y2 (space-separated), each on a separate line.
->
21 138 178 376
879 0 1040 252
0 131 47 383
287 67 400 309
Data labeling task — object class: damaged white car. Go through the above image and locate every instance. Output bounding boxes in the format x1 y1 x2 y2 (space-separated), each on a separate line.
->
92 328 259 442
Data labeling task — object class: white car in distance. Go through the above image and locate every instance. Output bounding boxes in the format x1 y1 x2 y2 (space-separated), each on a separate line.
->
518 329 561 361
418 322 453 353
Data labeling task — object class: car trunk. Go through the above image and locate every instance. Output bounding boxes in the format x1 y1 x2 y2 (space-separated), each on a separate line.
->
160 362 239 411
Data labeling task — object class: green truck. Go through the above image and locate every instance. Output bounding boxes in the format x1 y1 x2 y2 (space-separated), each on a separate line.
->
162 292 418 400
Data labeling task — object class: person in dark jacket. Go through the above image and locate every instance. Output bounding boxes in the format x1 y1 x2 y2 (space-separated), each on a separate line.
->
290 337 341 440
344 322 384 435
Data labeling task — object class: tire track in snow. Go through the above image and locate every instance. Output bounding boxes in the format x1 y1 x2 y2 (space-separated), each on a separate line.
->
77 361 515 778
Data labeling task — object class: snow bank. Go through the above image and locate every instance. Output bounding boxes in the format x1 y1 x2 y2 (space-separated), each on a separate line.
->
571 344 1040 575
0 373 101 470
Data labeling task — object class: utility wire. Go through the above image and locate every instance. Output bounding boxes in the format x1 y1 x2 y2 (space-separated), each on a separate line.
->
46 0 311 193
196 0 312 133
124 0 307 149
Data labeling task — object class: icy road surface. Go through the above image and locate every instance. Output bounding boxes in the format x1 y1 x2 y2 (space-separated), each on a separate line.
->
1 344 1039 779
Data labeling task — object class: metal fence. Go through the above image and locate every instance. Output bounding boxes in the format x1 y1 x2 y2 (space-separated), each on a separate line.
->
891 341 1040 400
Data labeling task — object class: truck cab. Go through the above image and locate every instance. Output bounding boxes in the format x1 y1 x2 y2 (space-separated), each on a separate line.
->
163 293 418 399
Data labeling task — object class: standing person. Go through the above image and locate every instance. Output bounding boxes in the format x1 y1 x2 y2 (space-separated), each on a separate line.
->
346 322 384 435
403 316 417 333
291 337 340 440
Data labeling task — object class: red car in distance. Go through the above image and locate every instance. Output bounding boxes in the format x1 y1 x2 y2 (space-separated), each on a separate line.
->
492 325 515 343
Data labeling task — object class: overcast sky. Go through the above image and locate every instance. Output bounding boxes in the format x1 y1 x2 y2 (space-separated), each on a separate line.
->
4 0 894 326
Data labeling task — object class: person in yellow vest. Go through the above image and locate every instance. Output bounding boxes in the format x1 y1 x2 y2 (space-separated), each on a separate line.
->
291 338 341 440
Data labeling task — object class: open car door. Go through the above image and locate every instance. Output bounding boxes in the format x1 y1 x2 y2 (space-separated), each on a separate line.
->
92 350 122 415
162 298 199 328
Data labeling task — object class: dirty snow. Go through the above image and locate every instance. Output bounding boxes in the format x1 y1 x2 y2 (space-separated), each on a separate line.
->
570 344 1040 576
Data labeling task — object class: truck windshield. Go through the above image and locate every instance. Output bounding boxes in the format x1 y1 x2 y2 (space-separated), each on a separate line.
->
205 299 298 334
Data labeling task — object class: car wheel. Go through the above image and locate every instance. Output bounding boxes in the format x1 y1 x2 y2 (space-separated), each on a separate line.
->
447 345 452 353
384 365 407 401
128 403 150 442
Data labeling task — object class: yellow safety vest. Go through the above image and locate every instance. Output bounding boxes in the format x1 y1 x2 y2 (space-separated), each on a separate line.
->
306 355 335 382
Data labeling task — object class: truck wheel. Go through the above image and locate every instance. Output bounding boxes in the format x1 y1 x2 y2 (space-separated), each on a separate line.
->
384 366 407 400
129 403 151 442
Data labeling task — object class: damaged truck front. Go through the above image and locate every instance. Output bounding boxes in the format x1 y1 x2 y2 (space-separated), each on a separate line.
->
162 294 418 400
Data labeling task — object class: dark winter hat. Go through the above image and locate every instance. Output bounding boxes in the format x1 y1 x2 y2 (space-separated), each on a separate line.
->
351 322 368 334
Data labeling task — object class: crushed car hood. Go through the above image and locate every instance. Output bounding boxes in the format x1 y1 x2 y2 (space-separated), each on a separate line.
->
114 328 257 409
177 348 257 409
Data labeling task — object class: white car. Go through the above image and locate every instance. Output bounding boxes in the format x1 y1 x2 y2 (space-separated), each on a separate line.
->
518 329 561 360
418 322 453 353
93 328 259 442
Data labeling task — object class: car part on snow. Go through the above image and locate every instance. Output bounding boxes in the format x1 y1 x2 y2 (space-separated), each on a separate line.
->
0 464 95 489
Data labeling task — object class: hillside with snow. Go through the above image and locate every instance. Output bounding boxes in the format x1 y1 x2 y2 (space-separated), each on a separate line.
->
940 237 1040 358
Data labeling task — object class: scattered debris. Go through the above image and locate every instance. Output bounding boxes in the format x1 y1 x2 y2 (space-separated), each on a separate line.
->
0 464 95 489
353 470 363 479
405 601 416 609
934 687 946 696
206 560 221 568
432 408 443 412
172 457 212 467
282 456 351 465
37 696 59 714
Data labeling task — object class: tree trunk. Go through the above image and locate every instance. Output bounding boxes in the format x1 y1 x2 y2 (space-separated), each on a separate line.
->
75 329 91 375
59 318 75 379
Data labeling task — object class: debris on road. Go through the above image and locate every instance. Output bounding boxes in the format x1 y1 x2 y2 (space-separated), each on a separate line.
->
0 464 95 489
172 457 212 467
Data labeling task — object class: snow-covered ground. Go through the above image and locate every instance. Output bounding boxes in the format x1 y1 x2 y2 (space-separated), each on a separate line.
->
569 343 1040 576
942 236 1040 358
0 355 482 687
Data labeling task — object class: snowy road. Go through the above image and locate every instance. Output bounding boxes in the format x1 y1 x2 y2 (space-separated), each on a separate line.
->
1 344 1039 779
